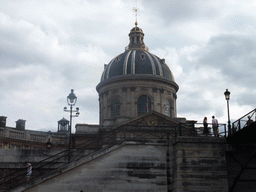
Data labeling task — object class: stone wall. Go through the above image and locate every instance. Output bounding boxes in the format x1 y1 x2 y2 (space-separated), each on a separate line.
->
24 144 168 192
0 149 63 163
172 137 228 192
0 149 63 177
97 77 177 126
3 137 230 192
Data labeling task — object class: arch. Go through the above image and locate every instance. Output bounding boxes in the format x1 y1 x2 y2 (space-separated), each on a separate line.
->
137 95 151 116
111 98 120 118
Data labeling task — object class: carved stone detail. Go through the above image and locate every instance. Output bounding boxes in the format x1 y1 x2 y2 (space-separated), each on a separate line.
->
152 87 158 92
130 87 136 92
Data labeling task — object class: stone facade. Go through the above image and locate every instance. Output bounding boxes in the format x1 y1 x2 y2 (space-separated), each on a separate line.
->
23 144 168 192
172 137 228 192
0 126 68 150
97 76 178 126
10 137 230 192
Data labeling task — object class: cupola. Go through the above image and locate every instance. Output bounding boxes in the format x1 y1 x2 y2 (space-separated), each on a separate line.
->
128 22 147 50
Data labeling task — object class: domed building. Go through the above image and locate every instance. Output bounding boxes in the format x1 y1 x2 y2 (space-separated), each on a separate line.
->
96 22 179 126
0 22 231 192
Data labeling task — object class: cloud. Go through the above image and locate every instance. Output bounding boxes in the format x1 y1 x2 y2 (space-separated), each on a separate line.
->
0 0 255 131
151 29 256 123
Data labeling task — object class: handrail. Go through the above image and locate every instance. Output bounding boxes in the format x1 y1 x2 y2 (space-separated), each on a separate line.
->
232 108 256 132
194 123 227 137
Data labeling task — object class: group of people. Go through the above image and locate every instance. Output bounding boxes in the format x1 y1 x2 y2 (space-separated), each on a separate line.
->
203 116 219 137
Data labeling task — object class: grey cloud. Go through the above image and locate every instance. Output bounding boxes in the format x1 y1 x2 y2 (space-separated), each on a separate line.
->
235 92 256 107
142 0 220 24
178 93 224 122
198 34 256 85
221 14 256 31
79 96 99 113
177 33 256 87
178 90 210 112
0 0 255 131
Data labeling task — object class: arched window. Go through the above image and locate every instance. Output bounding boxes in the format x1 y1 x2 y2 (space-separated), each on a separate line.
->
165 100 172 118
137 95 151 116
111 99 120 118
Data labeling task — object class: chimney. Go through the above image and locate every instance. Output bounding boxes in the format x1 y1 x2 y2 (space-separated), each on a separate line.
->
0 116 7 128
16 119 26 131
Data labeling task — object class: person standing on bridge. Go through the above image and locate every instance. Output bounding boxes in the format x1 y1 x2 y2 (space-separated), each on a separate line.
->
247 116 253 127
203 117 209 136
212 116 219 137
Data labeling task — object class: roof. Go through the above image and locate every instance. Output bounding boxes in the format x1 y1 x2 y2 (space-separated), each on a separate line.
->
99 23 176 83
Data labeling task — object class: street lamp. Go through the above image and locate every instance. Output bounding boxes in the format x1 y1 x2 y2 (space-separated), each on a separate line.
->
224 89 231 136
64 89 80 154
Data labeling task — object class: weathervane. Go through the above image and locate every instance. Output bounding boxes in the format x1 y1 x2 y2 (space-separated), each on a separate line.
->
133 1 138 26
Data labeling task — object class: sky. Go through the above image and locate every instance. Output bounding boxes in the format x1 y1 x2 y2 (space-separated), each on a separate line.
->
1 0 256 132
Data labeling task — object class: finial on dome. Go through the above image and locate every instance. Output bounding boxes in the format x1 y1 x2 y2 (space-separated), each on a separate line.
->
133 7 138 26
128 4 147 51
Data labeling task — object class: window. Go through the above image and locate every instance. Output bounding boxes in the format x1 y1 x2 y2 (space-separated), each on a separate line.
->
111 99 120 118
138 95 151 116
141 53 145 60
165 100 172 117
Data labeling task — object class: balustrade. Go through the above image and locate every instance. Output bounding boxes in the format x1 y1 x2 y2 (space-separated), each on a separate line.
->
0 127 68 145
9 130 25 139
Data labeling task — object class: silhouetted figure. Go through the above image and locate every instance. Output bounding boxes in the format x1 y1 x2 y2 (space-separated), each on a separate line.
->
247 116 253 127
203 117 209 136
212 116 219 137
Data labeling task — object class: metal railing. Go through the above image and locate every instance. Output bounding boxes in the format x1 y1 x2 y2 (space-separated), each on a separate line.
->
232 108 256 132
194 123 227 137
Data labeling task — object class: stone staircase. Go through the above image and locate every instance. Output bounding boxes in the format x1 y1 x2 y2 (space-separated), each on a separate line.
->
8 141 168 192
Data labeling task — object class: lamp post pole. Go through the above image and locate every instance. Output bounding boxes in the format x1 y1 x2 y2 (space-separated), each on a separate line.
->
69 104 73 151
224 89 231 136
64 89 80 162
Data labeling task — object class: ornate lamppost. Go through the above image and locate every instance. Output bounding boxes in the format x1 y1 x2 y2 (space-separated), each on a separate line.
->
224 89 231 136
64 89 80 154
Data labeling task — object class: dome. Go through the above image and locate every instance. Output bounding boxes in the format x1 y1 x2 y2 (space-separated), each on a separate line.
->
101 50 175 82
96 23 179 126
100 23 176 83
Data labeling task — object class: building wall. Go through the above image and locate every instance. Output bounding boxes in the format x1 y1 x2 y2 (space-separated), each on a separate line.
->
98 77 177 126
172 137 228 192
24 144 168 192
0 149 63 163
0 127 68 150
0 149 64 178
14 137 230 192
